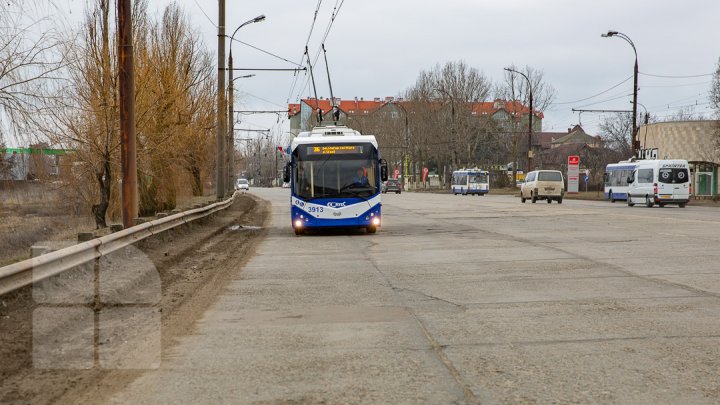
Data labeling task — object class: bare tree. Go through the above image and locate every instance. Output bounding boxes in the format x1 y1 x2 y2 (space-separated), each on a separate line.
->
0 1 66 142
599 112 633 158
496 65 556 185
711 57 720 114
49 0 216 226
404 61 492 183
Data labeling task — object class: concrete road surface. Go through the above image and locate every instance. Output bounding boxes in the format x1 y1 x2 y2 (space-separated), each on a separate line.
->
110 189 720 404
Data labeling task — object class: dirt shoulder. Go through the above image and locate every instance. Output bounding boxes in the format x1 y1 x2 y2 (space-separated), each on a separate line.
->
0 193 269 404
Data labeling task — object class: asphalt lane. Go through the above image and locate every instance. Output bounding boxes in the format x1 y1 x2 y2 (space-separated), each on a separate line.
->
111 189 720 404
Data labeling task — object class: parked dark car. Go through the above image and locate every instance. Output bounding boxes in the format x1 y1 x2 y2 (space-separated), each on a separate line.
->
382 179 402 194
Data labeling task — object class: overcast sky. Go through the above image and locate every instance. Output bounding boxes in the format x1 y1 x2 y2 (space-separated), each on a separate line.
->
56 0 720 140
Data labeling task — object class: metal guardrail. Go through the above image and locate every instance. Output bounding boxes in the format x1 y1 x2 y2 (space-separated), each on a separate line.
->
0 193 237 296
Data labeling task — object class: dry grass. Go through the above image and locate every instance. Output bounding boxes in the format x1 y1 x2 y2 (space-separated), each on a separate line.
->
0 182 220 266
0 182 93 266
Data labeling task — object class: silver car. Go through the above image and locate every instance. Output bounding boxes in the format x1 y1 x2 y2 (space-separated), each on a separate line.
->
235 178 249 191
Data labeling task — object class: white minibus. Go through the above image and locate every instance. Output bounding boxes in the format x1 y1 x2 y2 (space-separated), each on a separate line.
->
626 159 691 208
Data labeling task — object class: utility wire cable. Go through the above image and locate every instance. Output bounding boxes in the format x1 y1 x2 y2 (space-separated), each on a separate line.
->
230 38 304 67
192 0 216 27
573 92 634 109
640 71 714 79
550 75 632 106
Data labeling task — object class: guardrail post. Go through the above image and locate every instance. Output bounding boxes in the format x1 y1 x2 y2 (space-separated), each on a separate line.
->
31 245 51 258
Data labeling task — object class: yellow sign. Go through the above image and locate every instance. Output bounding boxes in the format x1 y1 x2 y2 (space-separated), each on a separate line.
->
307 145 363 155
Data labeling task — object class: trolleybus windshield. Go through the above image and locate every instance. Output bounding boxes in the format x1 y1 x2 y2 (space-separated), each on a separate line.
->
294 143 379 200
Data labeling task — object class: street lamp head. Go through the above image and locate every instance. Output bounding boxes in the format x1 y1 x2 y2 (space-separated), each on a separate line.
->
601 30 618 38
253 15 266 23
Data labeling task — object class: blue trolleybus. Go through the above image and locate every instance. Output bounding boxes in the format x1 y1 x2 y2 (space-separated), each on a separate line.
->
451 168 490 195
283 126 388 235
604 162 637 202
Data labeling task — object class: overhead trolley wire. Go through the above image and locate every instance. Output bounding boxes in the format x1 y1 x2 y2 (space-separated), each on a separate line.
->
286 0 324 103
294 0 346 102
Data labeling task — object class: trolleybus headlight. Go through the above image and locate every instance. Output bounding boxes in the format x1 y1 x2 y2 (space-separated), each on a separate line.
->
372 217 380 226
294 220 303 228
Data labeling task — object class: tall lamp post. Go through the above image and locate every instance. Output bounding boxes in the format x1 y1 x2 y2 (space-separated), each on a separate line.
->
392 101 410 191
602 30 638 157
227 74 255 190
504 67 534 173
228 14 265 193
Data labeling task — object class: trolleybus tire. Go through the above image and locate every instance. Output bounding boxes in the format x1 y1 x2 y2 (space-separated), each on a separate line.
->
679 203 687 208
531 193 537 203
366 226 377 234
627 195 635 207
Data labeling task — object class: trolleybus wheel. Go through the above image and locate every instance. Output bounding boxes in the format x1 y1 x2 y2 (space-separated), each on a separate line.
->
366 226 377 234
627 195 635 207
531 193 537 203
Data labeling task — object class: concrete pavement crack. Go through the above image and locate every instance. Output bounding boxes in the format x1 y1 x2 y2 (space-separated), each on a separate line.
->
364 245 479 404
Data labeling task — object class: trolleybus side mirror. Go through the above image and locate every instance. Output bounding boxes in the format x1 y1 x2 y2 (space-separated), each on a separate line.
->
283 163 291 183
380 159 388 182
627 176 633 184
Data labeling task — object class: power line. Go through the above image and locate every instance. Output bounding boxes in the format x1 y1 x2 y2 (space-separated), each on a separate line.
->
640 71 714 79
573 92 633 109
192 0 216 27
550 75 632 106
230 38 304 68
642 80 712 88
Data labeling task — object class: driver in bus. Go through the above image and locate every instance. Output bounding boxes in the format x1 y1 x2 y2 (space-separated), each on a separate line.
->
353 168 368 186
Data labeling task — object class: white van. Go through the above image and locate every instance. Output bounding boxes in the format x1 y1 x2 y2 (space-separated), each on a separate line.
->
520 170 565 204
626 159 690 208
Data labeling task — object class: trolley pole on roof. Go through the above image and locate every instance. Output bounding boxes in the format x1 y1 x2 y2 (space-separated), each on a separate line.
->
118 0 137 228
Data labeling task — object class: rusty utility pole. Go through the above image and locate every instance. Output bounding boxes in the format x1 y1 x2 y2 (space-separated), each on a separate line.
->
227 51 234 194
216 0 226 199
118 0 137 228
